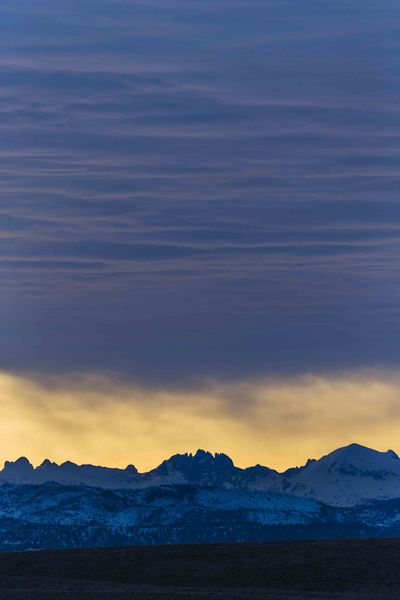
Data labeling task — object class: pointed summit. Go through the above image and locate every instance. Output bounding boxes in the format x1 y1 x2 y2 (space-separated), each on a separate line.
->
38 459 58 469
125 464 138 474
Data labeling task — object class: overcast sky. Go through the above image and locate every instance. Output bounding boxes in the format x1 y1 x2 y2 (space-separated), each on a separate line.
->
1 1 400 467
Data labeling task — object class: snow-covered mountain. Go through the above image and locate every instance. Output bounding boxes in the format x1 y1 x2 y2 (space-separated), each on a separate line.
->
278 443 400 506
0 481 391 551
1 443 400 550
2 443 400 507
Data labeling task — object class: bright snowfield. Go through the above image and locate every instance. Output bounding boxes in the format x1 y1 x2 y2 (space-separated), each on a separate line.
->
2 443 400 550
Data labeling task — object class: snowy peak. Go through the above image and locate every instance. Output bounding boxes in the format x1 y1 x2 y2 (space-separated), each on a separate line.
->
284 443 400 506
330 442 397 459
306 443 400 478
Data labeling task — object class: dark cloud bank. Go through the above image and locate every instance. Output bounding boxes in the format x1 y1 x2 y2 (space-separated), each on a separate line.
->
1 0 400 383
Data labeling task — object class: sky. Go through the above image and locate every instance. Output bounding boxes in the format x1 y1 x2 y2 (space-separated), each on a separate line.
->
1 1 400 470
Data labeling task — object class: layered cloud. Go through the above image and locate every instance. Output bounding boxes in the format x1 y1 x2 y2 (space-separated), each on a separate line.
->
1 1 399 381
1 369 400 472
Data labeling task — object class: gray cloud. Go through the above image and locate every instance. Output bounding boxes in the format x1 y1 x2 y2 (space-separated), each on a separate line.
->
1 0 399 382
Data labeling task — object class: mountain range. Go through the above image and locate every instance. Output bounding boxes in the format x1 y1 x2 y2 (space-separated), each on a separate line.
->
2 443 400 550
2 443 400 506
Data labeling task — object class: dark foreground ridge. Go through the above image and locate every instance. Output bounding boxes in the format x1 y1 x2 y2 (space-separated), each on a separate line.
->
0 538 399 599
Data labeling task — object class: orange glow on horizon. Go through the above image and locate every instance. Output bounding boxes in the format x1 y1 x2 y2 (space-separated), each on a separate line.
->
0 370 399 472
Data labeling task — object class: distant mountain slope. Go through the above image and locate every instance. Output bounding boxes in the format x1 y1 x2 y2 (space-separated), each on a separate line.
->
0 481 397 551
0 449 280 492
0 456 140 488
1 443 400 508
279 443 400 506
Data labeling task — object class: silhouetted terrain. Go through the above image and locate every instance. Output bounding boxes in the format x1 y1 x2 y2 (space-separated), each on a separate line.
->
0 538 399 599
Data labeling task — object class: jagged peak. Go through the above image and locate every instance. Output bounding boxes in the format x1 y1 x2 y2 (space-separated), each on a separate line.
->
1 443 400 499
4 456 33 471
159 449 234 466
194 449 212 459
193 449 233 464
147 449 236 482
38 459 58 469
